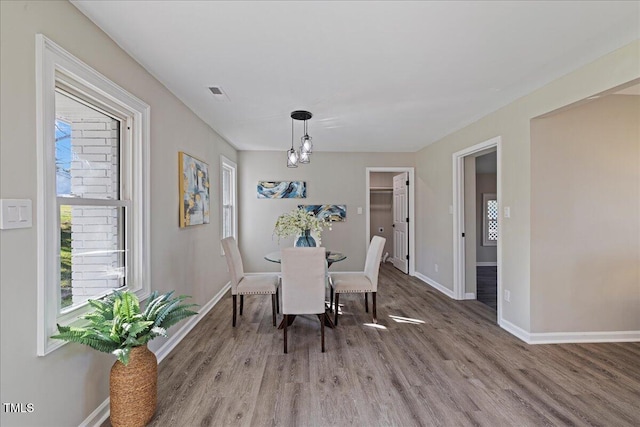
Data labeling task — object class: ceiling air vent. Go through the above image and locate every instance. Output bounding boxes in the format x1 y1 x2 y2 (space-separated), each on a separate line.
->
208 86 230 101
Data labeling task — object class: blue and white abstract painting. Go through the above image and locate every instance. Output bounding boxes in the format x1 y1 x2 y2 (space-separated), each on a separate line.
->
257 181 306 199
298 204 347 222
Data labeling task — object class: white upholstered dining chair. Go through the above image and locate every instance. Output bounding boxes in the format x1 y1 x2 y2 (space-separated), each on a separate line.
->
329 235 386 325
281 247 327 353
221 237 279 327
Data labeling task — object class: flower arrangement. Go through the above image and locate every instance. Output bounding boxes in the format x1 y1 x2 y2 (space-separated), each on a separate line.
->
274 207 331 242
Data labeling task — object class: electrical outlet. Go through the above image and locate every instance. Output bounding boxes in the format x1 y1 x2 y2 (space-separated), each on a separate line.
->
504 289 511 302
435 263 439 273
378 227 384 233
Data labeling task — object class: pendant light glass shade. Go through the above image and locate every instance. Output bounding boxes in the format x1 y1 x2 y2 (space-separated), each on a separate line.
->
300 134 313 154
287 116 299 167
299 149 310 164
287 147 299 168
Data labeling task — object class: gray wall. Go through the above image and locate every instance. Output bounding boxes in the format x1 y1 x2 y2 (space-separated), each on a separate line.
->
0 2 236 426
238 152 414 273
414 40 639 333
531 94 640 332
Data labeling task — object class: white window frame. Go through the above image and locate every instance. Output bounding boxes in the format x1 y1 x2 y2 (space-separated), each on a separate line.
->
482 193 498 247
220 156 237 247
36 35 150 356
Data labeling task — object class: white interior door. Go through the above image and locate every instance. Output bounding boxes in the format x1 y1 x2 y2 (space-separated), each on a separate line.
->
392 172 409 274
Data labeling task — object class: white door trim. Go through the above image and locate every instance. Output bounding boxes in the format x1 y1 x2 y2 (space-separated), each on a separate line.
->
392 172 409 273
452 137 502 319
366 167 415 276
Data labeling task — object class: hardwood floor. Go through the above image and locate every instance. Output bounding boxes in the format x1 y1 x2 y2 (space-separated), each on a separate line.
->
135 264 639 426
476 266 497 311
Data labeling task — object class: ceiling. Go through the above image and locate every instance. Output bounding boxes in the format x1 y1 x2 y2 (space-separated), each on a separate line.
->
71 1 639 153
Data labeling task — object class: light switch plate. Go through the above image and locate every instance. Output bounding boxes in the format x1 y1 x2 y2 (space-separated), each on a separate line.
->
0 199 33 229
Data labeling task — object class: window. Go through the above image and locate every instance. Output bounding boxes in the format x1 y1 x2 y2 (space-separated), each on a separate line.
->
221 156 237 242
36 35 150 355
482 193 498 246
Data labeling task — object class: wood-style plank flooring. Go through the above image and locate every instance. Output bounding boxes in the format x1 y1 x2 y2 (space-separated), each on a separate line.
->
134 264 639 426
476 266 497 311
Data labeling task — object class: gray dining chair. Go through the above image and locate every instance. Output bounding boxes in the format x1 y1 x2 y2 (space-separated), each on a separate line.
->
281 247 327 353
221 237 279 327
329 235 386 325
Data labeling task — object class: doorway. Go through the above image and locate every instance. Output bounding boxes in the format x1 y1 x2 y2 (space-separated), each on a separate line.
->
452 137 502 320
366 167 415 276
469 152 498 310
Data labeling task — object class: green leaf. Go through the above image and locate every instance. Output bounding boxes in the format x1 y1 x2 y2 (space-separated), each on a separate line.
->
113 348 130 365
159 308 199 330
152 299 182 328
143 292 168 320
51 329 119 353
141 291 160 317
124 320 153 337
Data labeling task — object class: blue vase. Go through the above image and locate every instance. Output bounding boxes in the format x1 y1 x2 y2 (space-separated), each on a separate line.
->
295 230 316 247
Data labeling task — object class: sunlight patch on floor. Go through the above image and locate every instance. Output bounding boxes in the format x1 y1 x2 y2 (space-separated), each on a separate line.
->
363 323 387 330
389 315 425 324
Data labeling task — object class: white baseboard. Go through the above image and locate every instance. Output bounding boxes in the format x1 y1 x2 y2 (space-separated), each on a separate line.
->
80 282 231 427
528 330 640 344
498 318 531 343
414 272 455 299
79 397 109 427
476 262 497 267
499 318 640 344
464 292 476 300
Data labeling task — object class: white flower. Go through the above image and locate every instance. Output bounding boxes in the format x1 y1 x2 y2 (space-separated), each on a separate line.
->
273 208 330 242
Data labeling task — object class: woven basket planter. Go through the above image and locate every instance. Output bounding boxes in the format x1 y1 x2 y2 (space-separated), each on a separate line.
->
110 345 158 427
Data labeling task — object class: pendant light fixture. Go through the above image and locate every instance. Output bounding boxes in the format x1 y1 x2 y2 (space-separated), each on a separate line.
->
286 110 313 168
300 119 313 155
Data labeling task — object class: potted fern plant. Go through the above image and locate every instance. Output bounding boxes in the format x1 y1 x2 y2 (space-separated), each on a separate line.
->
52 290 198 427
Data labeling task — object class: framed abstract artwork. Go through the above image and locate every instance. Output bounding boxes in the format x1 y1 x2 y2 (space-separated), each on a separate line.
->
299 204 347 222
257 181 306 199
179 152 210 227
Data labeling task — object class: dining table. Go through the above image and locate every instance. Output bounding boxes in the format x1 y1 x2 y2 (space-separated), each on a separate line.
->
264 249 346 329
264 250 346 268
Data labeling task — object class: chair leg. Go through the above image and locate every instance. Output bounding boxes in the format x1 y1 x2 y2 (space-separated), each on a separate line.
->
276 288 280 314
334 293 340 326
232 295 237 327
364 293 369 313
271 294 277 326
372 292 377 323
329 286 334 313
320 313 325 353
283 314 288 354
239 295 244 316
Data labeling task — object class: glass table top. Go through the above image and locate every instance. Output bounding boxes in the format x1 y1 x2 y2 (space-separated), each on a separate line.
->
264 250 346 264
